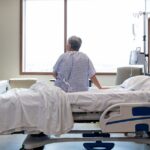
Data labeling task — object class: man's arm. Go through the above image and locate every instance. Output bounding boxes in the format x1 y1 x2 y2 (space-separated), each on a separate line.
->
52 72 57 79
53 54 64 79
90 74 102 89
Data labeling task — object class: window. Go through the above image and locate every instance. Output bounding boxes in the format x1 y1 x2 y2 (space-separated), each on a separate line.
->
22 0 64 73
21 0 144 74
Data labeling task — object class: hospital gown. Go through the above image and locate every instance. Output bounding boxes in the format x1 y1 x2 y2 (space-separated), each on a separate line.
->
53 51 96 92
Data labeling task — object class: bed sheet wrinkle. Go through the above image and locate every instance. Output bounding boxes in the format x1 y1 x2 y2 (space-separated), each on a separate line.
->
0 82 73 135
30 82 73 135
0 89 23 132
67 87 150 112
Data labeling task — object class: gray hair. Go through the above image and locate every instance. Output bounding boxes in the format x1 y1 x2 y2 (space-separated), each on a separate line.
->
68 36 82 51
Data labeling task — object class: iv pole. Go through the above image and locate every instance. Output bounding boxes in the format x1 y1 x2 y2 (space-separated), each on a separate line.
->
143 0 150 74
136 0 150 74
130 0 150 75
143 0 147 55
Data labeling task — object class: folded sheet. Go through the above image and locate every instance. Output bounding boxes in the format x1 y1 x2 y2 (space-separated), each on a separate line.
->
0 82 73 135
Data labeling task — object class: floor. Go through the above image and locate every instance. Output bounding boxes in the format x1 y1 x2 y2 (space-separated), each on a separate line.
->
0 134 149 150
0 123 149 150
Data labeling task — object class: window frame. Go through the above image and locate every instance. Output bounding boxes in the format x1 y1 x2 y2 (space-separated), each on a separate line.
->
20 0 69 75
20 0 140 76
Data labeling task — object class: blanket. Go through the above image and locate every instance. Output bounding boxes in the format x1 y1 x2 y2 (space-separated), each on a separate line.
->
0 82 73 135
67 87 150 112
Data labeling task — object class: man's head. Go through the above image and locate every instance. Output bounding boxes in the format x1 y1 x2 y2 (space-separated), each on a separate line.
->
67 36 82 51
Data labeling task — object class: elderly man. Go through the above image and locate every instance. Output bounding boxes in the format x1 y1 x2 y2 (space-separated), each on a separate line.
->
53 35 102 92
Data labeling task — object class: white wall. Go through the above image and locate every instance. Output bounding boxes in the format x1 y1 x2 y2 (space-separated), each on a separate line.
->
0 0 116 86
0 0 20 79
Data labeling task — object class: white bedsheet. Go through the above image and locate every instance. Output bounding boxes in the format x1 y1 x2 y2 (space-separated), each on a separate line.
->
0 82 73 135
67 87 150 112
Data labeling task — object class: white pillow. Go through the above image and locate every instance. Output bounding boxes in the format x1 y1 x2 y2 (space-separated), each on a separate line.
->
121 75 150 90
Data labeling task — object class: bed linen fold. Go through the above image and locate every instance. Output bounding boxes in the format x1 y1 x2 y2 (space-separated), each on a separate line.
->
0 82 73 135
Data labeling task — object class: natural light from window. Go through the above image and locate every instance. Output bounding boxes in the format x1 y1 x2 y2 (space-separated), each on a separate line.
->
23 0 64 72
22 0 144 73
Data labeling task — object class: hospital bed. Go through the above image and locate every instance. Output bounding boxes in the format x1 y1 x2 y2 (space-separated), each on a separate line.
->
0 75 150 150
21 103 150 150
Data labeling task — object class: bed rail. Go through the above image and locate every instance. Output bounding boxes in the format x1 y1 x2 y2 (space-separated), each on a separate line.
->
100 103 150 133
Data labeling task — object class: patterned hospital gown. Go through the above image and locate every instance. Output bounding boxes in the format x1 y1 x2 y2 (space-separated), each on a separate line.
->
53 51 96 92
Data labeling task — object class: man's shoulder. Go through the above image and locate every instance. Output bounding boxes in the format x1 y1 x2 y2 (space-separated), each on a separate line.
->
59 52 70 58
79 51 88 57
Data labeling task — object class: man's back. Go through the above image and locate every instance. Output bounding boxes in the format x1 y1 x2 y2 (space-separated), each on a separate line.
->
67 51 89 92
54 51 95 92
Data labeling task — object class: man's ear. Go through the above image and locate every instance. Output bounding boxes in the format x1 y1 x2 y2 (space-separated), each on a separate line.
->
66 43 71 51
